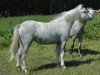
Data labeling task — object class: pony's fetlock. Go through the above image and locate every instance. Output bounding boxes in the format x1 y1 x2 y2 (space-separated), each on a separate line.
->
56 62 60 67
16 65 21 71
79 54 83 58
22 68 29 74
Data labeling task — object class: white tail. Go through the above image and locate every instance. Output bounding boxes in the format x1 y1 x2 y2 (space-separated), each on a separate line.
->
9 25 20 62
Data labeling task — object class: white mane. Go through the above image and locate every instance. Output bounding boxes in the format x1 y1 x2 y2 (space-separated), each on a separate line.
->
53 4 84 20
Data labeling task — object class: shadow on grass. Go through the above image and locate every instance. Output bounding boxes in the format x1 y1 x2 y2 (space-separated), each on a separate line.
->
30 49 100 71
32 63 57 71
67 48 100 56
65 59 95 67
31 58 100 71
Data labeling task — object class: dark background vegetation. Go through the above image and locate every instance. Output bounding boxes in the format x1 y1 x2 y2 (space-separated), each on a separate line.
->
0 0 100 17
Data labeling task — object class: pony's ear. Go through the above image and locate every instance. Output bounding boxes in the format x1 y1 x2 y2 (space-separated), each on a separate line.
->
94 10 96 13
77 4 84 9
96 10 98 13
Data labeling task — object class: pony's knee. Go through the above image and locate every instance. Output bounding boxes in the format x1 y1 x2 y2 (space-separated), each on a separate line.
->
78 43 81 49
60 50 64 57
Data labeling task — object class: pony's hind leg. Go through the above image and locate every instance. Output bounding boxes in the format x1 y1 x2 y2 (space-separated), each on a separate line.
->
20 34 33 74
16 47 22 71
20 42 30 74
21 48 28 73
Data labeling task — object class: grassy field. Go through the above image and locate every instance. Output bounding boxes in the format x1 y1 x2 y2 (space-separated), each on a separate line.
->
0 14 100 75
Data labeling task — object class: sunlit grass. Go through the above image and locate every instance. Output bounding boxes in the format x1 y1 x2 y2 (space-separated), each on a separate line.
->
0 39 100 75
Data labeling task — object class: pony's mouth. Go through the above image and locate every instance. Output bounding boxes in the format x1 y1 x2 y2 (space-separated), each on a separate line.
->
89 18 93 20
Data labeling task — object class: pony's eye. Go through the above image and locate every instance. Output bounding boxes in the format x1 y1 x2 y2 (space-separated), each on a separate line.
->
83 11 86 13
87 11 89 13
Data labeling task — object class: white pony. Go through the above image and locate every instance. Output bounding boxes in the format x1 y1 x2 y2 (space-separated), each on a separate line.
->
9 4 92 73
70 8 96 56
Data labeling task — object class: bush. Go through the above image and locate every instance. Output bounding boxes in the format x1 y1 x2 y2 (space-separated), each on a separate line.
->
84 14 100 40
0 36 11 49
0 30 12 49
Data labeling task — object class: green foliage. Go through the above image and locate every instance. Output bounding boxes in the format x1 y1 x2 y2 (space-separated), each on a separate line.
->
84 13 100 39
0 37 11 49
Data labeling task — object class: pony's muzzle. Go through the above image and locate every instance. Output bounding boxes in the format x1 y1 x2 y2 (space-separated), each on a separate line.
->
89 17 93 20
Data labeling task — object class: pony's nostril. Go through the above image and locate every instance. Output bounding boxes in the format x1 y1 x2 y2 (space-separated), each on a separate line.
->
90 18 92 20
90 17 93 20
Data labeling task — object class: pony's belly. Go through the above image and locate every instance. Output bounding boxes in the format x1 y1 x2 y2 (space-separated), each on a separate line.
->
33 36 61 44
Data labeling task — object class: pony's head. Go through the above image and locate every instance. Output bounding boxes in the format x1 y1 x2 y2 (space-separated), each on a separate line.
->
87 8 96 20
76 4 92 20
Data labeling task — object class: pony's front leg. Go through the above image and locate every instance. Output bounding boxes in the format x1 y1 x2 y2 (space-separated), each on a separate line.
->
56 43 61 65
70 35 76 54
60 41 66 69
78 36 83 57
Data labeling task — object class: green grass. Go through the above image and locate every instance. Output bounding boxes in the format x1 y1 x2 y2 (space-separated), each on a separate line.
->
0 14 100 75
0 39 100 75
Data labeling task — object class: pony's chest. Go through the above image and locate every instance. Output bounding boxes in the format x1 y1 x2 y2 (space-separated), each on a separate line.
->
70 23 83 36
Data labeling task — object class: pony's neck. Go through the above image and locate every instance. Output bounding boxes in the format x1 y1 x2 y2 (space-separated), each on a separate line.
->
78 18 87 27
76 19 87 28
66 9 80 23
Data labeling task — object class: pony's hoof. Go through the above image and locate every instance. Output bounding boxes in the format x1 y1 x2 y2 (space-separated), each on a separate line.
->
78 53 83 57
56 64 60 67
22 69 29 75
25 69 29 75
77 53 83 57
79 54 83 58
16 66 21 71
56 62 60 67
61 65 67 69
